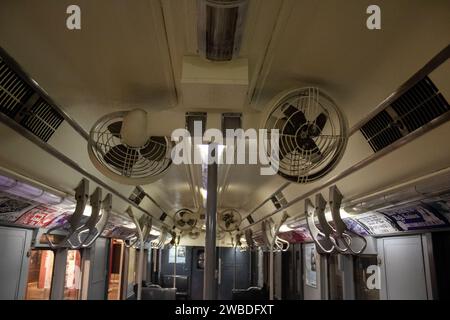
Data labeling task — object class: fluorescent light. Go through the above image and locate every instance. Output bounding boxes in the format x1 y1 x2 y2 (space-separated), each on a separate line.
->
197 144 225 164
199 187 207 208
278 224 293 233
325 208 351 221
150 228 161 236
200 187 207 199
83 205 92 217
0 175 64 204
124 221 136 229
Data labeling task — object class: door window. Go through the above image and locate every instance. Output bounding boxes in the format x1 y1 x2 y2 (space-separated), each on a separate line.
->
25 250 54 300
63 250 82 300
354 255 380 300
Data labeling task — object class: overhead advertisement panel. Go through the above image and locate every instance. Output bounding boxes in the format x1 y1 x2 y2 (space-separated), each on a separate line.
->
0 191 37 222
379 203 450 231
351 212 399 235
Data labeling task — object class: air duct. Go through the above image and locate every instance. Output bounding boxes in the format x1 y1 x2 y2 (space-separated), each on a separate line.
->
197 0 248 61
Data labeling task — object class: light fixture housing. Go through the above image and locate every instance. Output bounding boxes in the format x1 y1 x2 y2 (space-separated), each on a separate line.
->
197 0 249 61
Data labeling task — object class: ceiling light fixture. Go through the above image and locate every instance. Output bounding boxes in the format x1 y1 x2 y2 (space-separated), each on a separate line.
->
197 0 249 61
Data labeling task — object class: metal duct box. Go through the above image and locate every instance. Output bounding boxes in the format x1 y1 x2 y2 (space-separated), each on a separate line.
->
180 56 248 110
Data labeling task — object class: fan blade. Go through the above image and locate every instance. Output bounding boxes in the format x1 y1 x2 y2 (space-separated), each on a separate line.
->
108 121 122 138
103 144 138 172
297 138 323 163
297 137 318 151
309 113 327 136
279 135 297 162
282 104 307 130
140 136 167 162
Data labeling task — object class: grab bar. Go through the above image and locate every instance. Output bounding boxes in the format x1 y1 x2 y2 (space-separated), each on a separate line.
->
44 179 89 249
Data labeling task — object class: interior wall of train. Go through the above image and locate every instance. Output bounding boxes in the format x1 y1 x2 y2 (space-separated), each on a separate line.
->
0 0 449 301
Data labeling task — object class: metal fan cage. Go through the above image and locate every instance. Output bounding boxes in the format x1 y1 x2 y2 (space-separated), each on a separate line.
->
88 111 173 185
174 208 198 231
218 208 242 231
263 87 348 183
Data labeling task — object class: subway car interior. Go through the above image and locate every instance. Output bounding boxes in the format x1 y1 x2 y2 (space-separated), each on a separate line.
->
0 0 450 303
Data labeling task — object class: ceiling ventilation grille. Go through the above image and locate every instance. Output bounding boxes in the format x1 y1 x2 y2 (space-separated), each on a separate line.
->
0 57 34 117
361 76 449 152
129 186 145 206
0 53 64 143
20 98 64 142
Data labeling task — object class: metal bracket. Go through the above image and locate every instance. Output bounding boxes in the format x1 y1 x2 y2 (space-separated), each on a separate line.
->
125 214 152 248
44 179 89 249
80 193 112 247
68 187 102 249
329 185 367 254
305 198 334 254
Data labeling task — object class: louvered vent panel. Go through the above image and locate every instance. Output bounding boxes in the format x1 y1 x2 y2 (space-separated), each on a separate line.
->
360 76 449 153
20 98 64 142
129 186 145 206
0 56 34 117
0 52 65 142
360 110 403 152
391 77 449 132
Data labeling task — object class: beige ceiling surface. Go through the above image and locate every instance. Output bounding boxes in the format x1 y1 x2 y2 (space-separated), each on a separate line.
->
0 0 449 232
255 0 450 127
0 0 177 131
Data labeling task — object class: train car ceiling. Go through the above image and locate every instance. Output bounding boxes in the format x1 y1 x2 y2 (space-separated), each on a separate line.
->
0 0 449 252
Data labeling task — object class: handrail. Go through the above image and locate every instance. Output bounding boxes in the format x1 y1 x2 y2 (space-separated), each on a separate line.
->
0 112 172 230
0 47 171 229
305 186 367 255
68 187 103 249
328 186 367 255
305 198 334 254
242 109 450 232
242 45 450 230
126 207 144 301
44 179 89 249
81 193 112 247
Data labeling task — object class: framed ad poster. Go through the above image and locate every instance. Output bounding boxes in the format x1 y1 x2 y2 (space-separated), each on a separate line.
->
169 246 186 264
304 243 317 288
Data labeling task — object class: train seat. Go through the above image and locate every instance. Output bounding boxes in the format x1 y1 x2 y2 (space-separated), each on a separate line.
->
232 286 269 300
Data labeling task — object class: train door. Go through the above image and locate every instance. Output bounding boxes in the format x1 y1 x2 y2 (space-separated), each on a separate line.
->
217 247 251 300
63 250 82 299
327 254 343 300
281 243 302 300
353 255 380 300
432 231 450 299
107 239 124 300
191 247 204 300
0 226 33 299
378 234 434 300
25 249 54 300
302 242 327 300
83 237 110 300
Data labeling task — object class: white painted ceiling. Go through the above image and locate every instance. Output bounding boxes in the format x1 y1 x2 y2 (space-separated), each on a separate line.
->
0 0 449 238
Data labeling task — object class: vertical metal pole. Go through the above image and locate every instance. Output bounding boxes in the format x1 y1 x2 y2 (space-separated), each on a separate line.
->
203 144 218 300
50 249 68 300
234 247 237 290
126 207 144 300
269 245 274 300
173 245 177 288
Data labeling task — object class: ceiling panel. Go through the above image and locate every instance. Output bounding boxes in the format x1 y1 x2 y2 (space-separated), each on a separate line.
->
0 0 177 132
253 0 450 127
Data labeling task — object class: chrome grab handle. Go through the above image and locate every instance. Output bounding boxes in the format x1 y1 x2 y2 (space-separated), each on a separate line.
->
80 193 112 247
305 198 334 254
68 187 103 249
44 179 89 249
125 215 152 248
328 185 367 255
